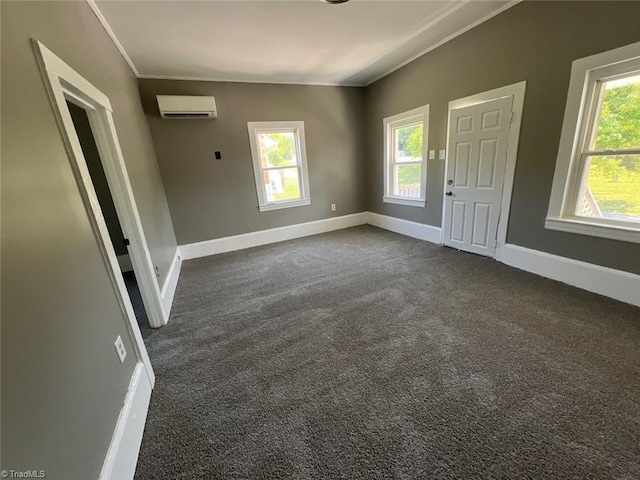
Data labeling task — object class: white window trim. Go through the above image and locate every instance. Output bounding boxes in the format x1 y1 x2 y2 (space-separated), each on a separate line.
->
383 105 429 208
247 121 311 212
546 41 640 244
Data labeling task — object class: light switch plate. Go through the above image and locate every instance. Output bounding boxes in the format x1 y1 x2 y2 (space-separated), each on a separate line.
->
439 149 446 160
428 150 435 160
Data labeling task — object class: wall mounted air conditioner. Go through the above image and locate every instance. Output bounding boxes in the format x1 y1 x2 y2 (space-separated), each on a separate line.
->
156 95 217 119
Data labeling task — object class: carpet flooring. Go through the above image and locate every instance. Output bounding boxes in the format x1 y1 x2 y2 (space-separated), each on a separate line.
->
135 225 640 479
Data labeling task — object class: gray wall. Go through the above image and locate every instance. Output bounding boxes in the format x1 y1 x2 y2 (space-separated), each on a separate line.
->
138 80 366 245
1 1 174 478
365 1 640 275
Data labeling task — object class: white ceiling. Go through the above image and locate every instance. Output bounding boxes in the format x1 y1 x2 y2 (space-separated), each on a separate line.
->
91 0 518 87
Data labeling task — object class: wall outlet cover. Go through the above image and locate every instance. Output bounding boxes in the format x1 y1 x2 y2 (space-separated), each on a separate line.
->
114 335 127 364
428 150 435 160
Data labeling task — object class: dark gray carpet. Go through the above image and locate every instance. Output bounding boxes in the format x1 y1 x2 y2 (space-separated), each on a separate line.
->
135 225 640 479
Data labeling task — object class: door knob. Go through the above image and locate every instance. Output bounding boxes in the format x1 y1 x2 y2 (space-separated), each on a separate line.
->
445 191 453 196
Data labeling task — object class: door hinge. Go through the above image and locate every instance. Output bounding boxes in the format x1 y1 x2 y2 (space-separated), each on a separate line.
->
123 238 130 246
510 111 516 124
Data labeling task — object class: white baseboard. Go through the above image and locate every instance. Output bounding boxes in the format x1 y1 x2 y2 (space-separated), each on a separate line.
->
180 212 368 260
100 363 152 480
496 243 640 307
366 212 442 244
117 254 133 273
160 248 182 317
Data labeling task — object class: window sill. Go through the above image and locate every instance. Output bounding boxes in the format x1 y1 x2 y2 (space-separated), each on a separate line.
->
258 198 311 212
545 217 640 244
383 196 426 208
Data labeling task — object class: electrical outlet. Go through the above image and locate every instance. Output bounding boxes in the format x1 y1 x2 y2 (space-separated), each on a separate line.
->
331 203 336 212
114 336 127 364
439 149 446 160
155 266 160 278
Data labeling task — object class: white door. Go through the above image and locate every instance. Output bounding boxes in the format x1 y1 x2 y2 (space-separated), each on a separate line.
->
443 96 513 257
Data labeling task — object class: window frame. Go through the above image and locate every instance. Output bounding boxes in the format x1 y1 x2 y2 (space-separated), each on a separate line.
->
247 121 311 212
382 105 429 208
546 41 640 244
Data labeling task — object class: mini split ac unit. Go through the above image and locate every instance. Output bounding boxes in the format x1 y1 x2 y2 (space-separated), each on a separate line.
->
156 95 217 119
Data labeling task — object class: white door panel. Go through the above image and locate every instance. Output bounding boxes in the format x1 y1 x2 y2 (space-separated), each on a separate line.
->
472 202 492 247
443 96 512 257
453 141 472 187
450 200 466 242
477 139 498 188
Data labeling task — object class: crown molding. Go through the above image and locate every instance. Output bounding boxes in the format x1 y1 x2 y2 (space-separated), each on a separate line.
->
137 74 364 88
86 0 140 77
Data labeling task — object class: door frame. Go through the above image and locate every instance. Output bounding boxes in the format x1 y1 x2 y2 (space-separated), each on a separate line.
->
32 40 168 329
442 81 526 251
32 40 158 385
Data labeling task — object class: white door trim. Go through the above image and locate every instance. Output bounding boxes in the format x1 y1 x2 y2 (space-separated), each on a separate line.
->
443 81 526 250
32 40 167 329
32 40 156 386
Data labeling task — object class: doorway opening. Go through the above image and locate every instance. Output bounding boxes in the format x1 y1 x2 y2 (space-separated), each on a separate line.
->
66 101 152 335
35 40 161 477
34 39 156 477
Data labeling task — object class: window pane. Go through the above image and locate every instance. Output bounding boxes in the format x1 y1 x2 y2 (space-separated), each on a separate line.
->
263 168 301 202
592 74 640 151
257 132 297 168
394 123 423 163
576 154 640 223
394 164 421 198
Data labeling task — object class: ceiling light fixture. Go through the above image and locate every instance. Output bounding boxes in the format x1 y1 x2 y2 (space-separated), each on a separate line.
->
325 0 349 4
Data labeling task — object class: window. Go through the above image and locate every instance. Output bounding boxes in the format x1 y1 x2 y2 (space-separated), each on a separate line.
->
247 121 311 212
547 41 640 243
383 105 429 207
